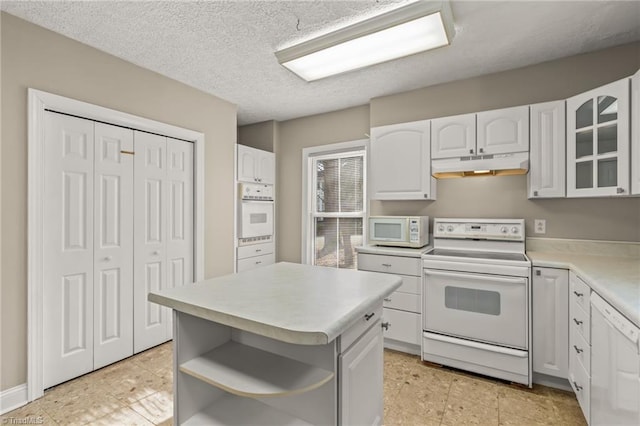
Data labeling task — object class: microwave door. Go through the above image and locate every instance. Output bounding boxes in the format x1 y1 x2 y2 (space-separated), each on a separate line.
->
239 201 274 239
371 220 406 242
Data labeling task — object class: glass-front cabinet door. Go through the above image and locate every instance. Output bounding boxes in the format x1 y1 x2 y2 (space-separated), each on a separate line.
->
567 78 630 197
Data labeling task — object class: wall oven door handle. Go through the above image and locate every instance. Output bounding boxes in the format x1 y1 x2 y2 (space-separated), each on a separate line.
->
424 332 528 358
424 269 527 285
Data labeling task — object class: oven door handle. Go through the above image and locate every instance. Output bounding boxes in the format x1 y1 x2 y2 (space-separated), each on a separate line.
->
424 332 528 357
424 269 527 285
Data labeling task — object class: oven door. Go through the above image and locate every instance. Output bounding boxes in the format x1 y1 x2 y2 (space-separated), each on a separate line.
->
238 200 274 239
423 269 528 349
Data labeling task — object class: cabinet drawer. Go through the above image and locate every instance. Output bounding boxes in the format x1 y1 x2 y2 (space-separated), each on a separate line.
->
382 308 421 345
396 275 421 295
357 253 421 276
236 253 275 272
237 242 274 260
383 291 421 313
341 304 383 351
569 361 590 422
570 301 591 344
570 274 591 313
569 324 591 375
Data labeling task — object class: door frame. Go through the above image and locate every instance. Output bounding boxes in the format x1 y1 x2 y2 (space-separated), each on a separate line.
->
27 88 205 400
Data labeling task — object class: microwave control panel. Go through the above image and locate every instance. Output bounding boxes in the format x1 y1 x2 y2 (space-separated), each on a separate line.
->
409 218 420 242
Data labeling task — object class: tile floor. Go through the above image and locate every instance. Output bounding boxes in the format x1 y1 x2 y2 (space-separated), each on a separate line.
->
2 343 586 425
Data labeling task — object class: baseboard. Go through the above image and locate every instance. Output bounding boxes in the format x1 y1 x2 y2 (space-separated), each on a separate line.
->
384 339 421 356
532 373 573 392
0 383 28 415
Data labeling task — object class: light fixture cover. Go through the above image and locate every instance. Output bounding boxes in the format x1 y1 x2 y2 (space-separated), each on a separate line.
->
276 1 455 82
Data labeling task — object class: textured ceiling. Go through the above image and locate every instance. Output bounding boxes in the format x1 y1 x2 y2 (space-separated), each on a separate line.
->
2 1 639 125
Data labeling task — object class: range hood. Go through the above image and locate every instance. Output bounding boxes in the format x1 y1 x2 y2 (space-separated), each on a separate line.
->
431 151 529 178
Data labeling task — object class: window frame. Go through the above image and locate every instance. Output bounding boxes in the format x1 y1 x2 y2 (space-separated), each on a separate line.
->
301 139 368 266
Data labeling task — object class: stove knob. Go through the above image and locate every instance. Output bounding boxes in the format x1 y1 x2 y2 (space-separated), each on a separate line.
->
447 225 454 232
438 225 445 232
500 226 508 234
511 227 519 234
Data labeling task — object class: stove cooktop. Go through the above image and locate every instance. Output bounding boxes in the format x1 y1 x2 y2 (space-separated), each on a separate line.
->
424 249 528 263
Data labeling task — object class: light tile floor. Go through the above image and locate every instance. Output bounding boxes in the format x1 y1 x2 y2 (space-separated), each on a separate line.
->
2 343 586 425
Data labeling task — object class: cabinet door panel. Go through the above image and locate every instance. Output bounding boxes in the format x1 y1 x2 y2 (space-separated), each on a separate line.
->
431 113 476 159
93 123 134 369
532 267 568 379
369 120 434 200
258 151 275 184
237 144 257 183
43 112 95 388
477 106 529 155
528 101 566 198
632 70 640 195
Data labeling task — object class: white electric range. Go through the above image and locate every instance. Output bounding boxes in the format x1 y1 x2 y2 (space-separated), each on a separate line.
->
422 218 532 386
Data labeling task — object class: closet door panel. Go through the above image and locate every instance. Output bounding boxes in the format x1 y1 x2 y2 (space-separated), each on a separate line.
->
165 139 194 336
93 123 134 369
43 112 95 388
134 131 169 353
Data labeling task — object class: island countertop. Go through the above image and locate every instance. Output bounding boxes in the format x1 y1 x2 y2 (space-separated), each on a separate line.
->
149 262 402 345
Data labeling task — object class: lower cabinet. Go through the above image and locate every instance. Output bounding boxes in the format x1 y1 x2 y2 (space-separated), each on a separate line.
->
357 252 422 355
339 320 384 426
532 267 569 380
236 241 275 272
569 272 592 423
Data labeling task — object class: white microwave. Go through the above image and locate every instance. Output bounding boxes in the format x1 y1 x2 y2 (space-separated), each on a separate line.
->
368 216 429 248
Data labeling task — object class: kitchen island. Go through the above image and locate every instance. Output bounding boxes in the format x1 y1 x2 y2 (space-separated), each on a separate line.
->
149 262 402 425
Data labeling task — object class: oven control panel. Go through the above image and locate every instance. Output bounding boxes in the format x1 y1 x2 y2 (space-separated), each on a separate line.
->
433 219 525 241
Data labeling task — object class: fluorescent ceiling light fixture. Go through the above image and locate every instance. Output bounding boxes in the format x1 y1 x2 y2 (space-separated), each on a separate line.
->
275 1 455 82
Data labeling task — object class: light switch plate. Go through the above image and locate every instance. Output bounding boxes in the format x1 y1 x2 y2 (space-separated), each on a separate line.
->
534 219 546 234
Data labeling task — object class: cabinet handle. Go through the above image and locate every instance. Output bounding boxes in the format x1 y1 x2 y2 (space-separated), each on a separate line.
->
573 291 583 297
573 318 583 326
255 249 262 253
535 270 541 276
381 322 390 331
104 256 112 261
469 149 474 154
479 148 484 153
573 345 583 354
153 251 160 256
617 187 624 194
533 190 539 196
382 263 392 267
255 261 262 265
423 194 429 199
384 297 392 302
573 381 583 392
364 313 375 321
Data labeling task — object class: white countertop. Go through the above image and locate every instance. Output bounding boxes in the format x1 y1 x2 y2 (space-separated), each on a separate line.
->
528 251 640 328
356 244 432 258
149 262 402 345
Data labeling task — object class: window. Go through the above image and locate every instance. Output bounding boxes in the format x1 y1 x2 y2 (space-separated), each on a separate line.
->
302 140 367 269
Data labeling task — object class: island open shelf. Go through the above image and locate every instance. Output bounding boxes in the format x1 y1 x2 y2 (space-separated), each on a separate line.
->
179 340 335 397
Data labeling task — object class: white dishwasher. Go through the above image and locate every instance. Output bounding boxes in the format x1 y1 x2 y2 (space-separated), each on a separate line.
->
590 292 640 426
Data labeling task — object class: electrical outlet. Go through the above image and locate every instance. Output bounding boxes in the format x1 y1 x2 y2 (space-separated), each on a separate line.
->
534 219 546 234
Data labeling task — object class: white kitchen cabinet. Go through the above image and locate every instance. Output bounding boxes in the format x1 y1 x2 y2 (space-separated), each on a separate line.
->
632 69 640 195
529 101 566 198
339 319 384 426
357 252 422 355
567 78 631 197
568 272 592 423
369 120 436 200
236 241 275 272
237 144 275 185
532 267 568 380
431 113 476 159
477 105 530 155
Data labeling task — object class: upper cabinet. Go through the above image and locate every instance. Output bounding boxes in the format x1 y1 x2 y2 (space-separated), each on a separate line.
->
369 120 436 200
567 78 630 197
431 106 529 160
237 144 275 185
632 69 640 195
528 101 566 198
477 105 530 155
431 113 476 159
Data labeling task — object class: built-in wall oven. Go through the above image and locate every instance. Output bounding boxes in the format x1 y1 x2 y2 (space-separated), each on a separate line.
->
422 218 532 386
238 183 274 245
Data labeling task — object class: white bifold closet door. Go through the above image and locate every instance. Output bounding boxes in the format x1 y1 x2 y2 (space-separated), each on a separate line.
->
133 132 193 353
43 113 134 387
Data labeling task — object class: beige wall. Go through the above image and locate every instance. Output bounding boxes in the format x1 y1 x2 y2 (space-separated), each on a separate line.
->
1 13 237 391
238 120 277 152
273 42 640 265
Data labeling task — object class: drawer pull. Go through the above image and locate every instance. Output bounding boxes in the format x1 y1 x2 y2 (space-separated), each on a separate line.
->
573 291 584 297
384 297 392 302
382 263 392 267
255 249 262 253
364 313 375 321
573 381 583 392
381 322 390 331
573 345 583 354
573 318 583 326
255 261 262 265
